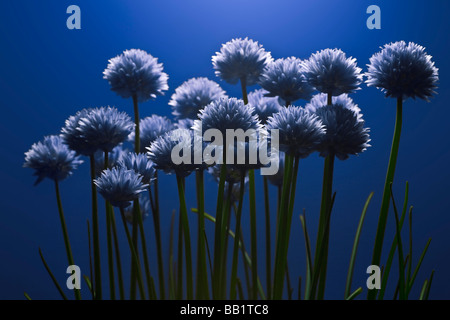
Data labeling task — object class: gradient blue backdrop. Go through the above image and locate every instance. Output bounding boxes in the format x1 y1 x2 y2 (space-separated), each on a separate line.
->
1 0 449 299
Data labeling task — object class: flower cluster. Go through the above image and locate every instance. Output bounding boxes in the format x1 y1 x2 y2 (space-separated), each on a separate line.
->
103 48 169 102
170 77 226 120
259 57 314 104
94 166 148 208
212 38 273 86
303 48 362 96
366 41 439 100
24 135 83 185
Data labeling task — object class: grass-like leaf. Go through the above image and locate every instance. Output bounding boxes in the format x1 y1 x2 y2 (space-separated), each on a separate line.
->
38 248 68 300
345 192 374 299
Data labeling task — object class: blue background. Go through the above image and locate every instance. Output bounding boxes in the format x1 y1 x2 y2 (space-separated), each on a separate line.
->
1 0 449 299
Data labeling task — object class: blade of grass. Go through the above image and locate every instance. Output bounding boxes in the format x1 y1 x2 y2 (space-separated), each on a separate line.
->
419 279 428 300
407 238 431 296
424 270 434 300
39 248 68 300
378 183 409 300
345 192 374 299
346 287 363 300
83 275 92 293
24 292 32 300
390 183 406 300
299 213 313 300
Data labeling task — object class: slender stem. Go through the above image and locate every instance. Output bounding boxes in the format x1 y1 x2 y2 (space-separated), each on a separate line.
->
86 220 95 299
119 208 146 300
136 198 154 299
132 94 140 153
220 181 234 298
109 209 125 299
129 200 142 299
368 97 403 299
248 169 258 299
285 101 290 108
176 174 193 299
149 188 166 300
104 151 116 300
274 156 299 299
54 180 81 300
89 154 101 300
272 153 294 299
327 93 332 106
176 208 183 300
263 176 272 299
195 170 209 299
213 161 227 299
316 153 335 299
240 77 248 105
230 174 246 299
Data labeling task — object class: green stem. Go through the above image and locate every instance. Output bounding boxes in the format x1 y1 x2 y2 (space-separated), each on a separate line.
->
230 174 246 299
104 151 115 300
54 180 81 300
176 174 193 299
132 94 140 153
109 209 125 299
136 198 154 299
213 162 227 299
248 169 258 299
195 170 209 299
149 187 166 300
176 208 183 299
263 176 272 299
240 77 248 105
89 154 101 300
316 153 335 299
119 207 146 300
368 97 403 299
272 153 294 299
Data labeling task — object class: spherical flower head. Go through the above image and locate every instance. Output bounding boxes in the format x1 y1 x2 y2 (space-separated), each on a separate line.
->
193 97 263 136
304 48 363 96
306 93 363 121
365 41 439 101
118 152 156 185
266 106 325 158
94 166 148 208
266 151 285 186
313 104 371 160
94 145 126 177
78 106 134 153
170 77 227 120
129 115 174 153
212 38 273 86
123 195 151 225
147 129 204 177
24 135 83 185
103 49 169 102
248 89 282 124
258 57 315 103
61 108 98 156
